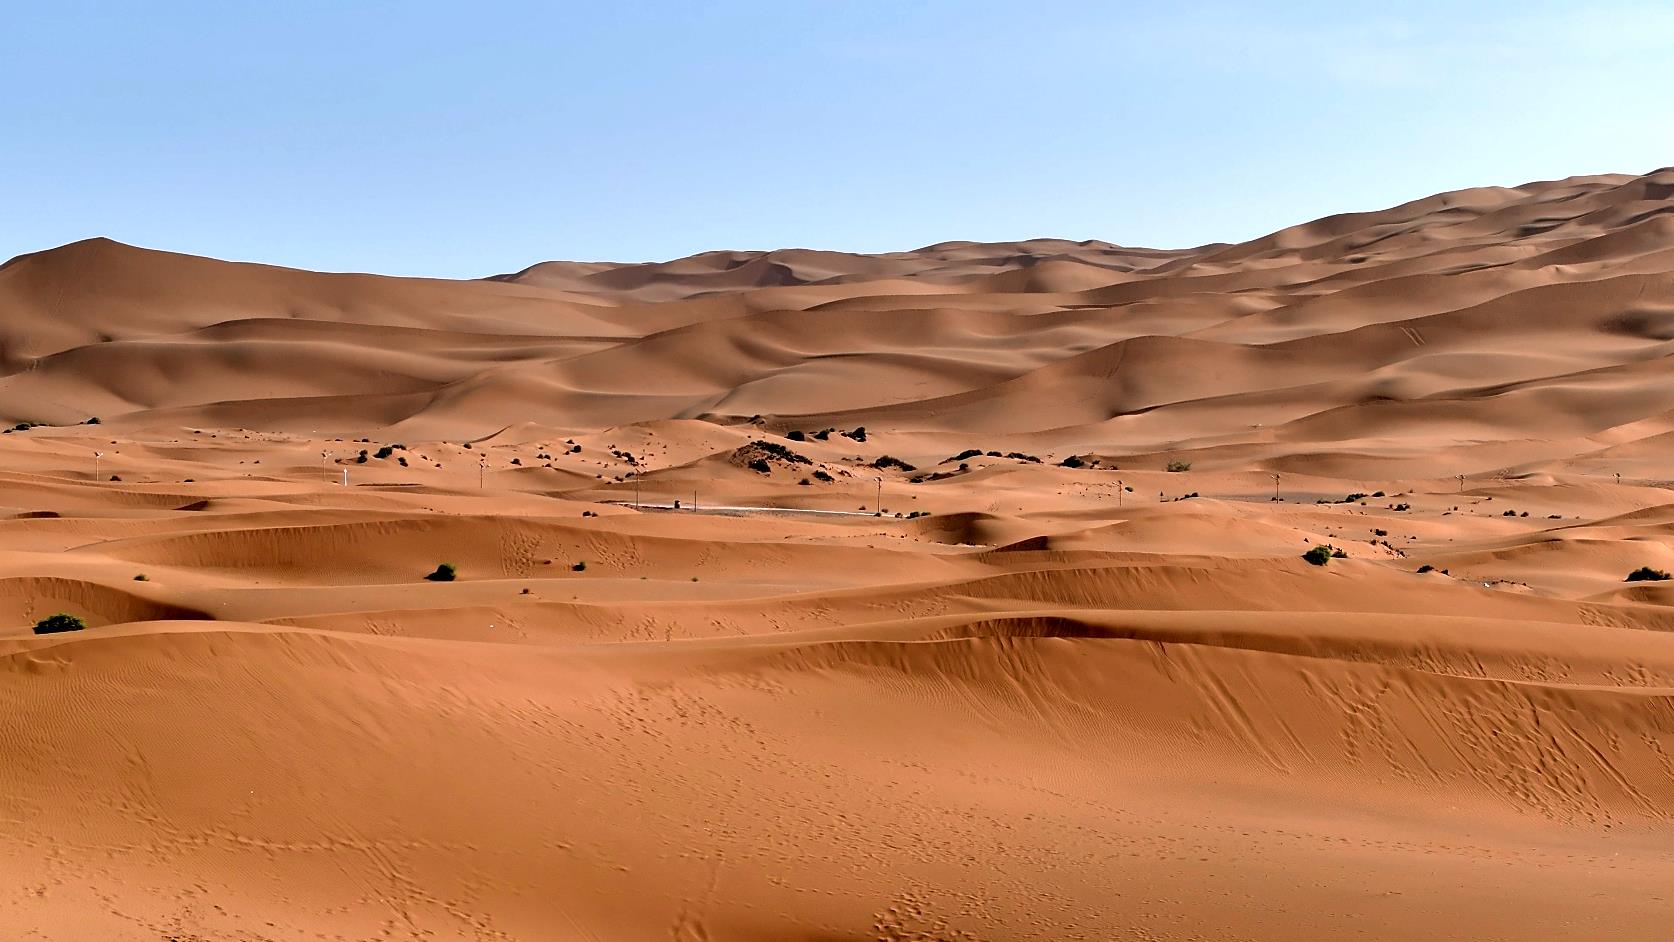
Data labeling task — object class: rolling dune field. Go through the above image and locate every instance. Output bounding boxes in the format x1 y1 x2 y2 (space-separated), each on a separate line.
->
6 169 1674 939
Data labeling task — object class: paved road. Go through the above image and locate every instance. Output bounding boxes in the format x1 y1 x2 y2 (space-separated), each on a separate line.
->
603 501 884 518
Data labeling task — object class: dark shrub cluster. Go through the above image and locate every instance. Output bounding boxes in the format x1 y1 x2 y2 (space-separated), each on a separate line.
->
34 613 86 634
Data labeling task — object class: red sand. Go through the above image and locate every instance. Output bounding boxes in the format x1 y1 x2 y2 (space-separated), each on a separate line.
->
5 170 1674 939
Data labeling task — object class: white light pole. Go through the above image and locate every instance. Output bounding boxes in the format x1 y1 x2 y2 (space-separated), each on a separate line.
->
93 451 102 481
321 451 329 484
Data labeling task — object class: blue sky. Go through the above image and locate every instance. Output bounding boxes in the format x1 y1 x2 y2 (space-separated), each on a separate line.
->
4 1 1672 277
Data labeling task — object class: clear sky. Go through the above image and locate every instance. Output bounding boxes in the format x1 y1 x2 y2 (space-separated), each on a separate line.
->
5 1 1672 278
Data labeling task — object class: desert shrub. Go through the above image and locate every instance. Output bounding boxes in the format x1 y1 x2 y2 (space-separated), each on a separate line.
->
571 561 586 572
872 455 916 472
1331 547 1348 558
133 573 148 581
34 613 86 634
1059 455 1086 469
1166 459 1191 472
1302 545 1333 566
798 478 811 486
1416 564 1434 574
748 458 771 473
374 446 394 459
425 563 457 582
1626 567 1672 582
813 470 834 482
786 430 806 441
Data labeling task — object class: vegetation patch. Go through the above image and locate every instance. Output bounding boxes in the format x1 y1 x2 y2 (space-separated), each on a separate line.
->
34 613 86 634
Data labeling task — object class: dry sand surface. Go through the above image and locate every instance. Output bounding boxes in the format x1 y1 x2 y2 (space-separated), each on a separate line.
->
6 169 1674 939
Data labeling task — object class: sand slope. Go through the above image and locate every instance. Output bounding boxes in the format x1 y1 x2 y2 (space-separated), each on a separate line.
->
5 170 1674 939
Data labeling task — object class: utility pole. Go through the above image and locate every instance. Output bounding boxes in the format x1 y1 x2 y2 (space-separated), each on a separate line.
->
1458 474 1465 493
321 451 329 484
479 454 486 490
1273 472 1281 501
875 477 882 516
693 489 698 512
1117 480 1123 508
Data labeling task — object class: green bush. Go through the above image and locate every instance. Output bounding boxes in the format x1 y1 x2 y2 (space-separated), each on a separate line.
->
1302 545 1333 566
425 563 457 582
34 613 86 634
1166 459 1191 472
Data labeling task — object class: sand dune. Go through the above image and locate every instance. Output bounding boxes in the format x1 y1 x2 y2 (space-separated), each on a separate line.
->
6 169 1674 939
